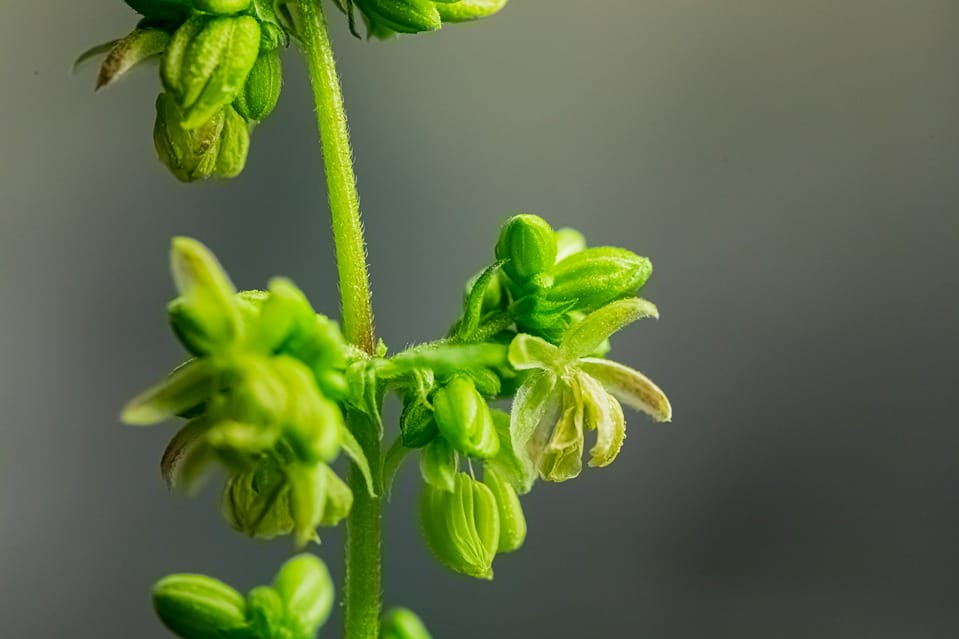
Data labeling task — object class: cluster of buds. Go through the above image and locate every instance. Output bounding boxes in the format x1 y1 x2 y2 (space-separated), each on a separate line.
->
339 0 509 38
152 554 335 639
123 238 374 547
80 0 285 181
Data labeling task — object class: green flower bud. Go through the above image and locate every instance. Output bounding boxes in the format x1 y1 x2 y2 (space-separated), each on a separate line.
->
125 0 192 22
382 607 434 639
273 554 335 638
161 15 261 129
432 376 499 459
168 236 242 349
548 247 653 312
154 92 224 182
484 464 526 553
152 574 249 639
213 104 250 179
420 473 500 580
400 392 439 448
419 436 457 492
510 294 575 332
233 48 282 122
222 459 295 540
193 0 252 14
354 0 442 34
495 214 558 285
436 0 509 22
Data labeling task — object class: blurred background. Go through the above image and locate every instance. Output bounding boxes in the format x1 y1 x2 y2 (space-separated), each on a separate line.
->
2 0 958 637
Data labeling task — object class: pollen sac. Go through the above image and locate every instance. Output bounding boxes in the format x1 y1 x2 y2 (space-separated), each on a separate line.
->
436 0 509 22
495 214 558 287
161 14 261 129
548 247 653 312
233 48 282 122
152 574 249 639
420 472 500 580
382 607 434 639
432 375 499 459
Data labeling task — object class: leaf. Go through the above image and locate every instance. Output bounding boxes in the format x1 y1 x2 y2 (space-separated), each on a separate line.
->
560 297 658 360
170 237 243 348
385 342 508 377
381 436 413 500
122 358 218 425
338 421 377 497
456 261 504 341
73 40 120 73
579 357 672 423
161 417 215 491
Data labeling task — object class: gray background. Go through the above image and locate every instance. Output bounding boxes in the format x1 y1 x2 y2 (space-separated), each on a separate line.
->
2 0 958 637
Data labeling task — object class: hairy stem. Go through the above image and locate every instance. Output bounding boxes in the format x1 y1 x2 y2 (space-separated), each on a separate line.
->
296 2 382 638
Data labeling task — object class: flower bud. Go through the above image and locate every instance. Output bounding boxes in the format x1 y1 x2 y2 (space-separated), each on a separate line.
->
419 436 457 492
234 48 282 122
273 554 335 638
495 214 558 285
193 0 252 14
161 15 261 129
354 0 442 34
400 392 439 448
548 247 652 312
382 607 434 639
432 376 499 459
420 473 500 579
510 294 575 332
213 105 250 179
246 586 286 639
152 574 249 639
436 0 509 22
484 464 526 553
154 92 224 182
222 459 295 540
554 227 587 262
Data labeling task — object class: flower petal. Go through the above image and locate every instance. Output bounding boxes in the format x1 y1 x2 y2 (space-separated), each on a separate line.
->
579 358 672 422
561 297 659 360
579 374 626 468
508 333 561 370
509 370 560 484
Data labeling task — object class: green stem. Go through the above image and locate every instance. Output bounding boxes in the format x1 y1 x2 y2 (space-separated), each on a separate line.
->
296 2 382 638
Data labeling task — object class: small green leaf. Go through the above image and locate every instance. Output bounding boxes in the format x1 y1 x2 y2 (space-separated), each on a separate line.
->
170 237 242 345
560 297 658 360
382 435 414 500
338 421 377 497
94 28 171 90
457 260 505 341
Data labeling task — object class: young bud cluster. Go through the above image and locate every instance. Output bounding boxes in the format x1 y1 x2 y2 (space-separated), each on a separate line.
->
344 0 509 38
153 554 334 639
123 238 371 547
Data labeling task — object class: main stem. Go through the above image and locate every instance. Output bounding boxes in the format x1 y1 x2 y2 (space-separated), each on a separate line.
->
297 2 381 638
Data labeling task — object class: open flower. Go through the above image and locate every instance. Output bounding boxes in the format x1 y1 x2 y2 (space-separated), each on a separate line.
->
508 298 672 483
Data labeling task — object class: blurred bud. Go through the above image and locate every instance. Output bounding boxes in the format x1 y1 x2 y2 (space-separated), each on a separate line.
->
154 92 224 182
436 0 509 22
432 376 499 459
354 0 442 34
234 48 282 122
495 214 558 285
316 464 353 526
548 247 652 312
222 459 295 540
246 586 286 639
193 0 252 14
484 464 526 553
273 554 335 638
420 473 500 579
122 358 219 425
161 15 261 129
382 607 434 639
400 392 439 448
554 227 587 262
152 574 249 639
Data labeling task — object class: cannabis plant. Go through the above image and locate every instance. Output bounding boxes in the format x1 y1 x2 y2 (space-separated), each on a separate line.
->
81 1 671 637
